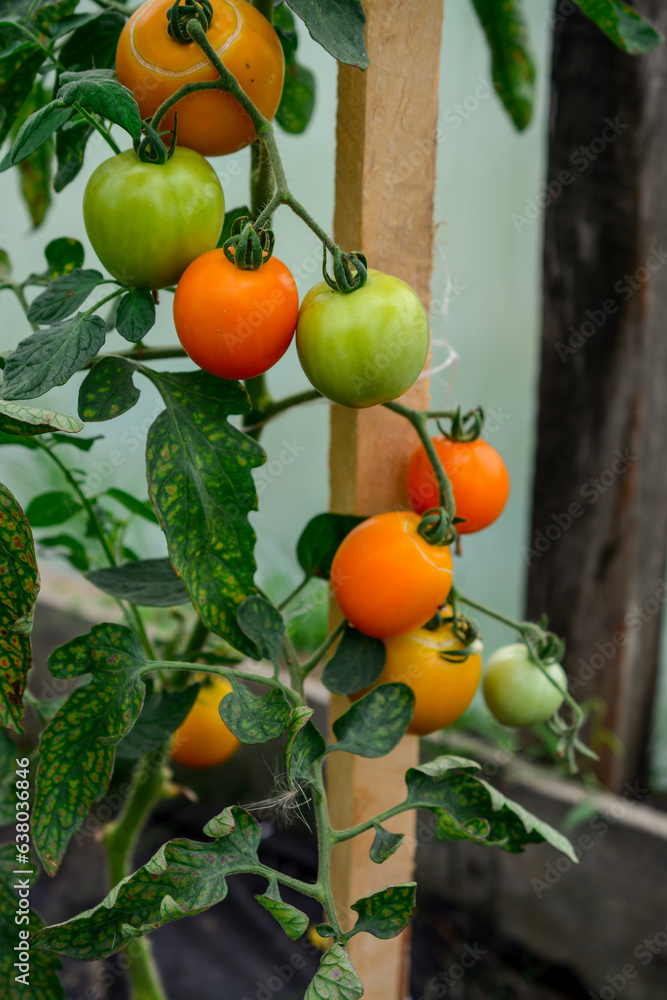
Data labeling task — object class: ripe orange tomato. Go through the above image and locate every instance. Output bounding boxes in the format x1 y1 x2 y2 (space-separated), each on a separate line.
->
406 437 510 534
173 249 299 380
170 676 240 769
353 621 482 736
115 0 285 156
330 511 454 639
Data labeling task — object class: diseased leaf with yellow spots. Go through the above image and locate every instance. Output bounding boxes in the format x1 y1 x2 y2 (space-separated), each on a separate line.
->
145 371 265 657
33 623 147 876
0 482 39 735
78 356 140 422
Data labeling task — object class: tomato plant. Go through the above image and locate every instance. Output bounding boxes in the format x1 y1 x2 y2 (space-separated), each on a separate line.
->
295 269 430 408
170 676 240 768
482 643 568 727
354 620 482 736
0 0 633 993
173 249 299 379
330 511 453 638
115 0 285 156
407 435 510 533
83 147 225 289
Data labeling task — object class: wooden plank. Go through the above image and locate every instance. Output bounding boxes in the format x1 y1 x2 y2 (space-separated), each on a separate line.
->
526 0 667 791
326 1 446 996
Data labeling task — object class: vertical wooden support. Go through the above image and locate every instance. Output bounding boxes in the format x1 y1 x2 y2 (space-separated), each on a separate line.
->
526 0 667 791
327 2 445 996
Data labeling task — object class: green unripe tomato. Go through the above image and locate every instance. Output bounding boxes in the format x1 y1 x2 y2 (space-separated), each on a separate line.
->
482 642 568 727
295 269 430 408
83 147 224 289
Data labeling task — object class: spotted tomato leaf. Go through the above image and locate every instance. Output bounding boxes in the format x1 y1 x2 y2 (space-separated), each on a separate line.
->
256 879 310 941
0 729 18 824
327 683 414 758
145 370 265 656
219 675 292 745
33 623 147 875
0 400 83 436
32 807 263 959
2 313 106 400
573 0 662 53
39 237 84 279
403 757 578 859
0 483 39 734
369 824 404 864
78 356 140 421
54 118 93 191
285 0 368 70
0 23 44 146
0 845 65 999
349 883 416 941
304 944 363 1000
470 0 535 131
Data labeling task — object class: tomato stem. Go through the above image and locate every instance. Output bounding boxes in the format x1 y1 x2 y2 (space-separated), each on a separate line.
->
71 101 121 155
383 399 457 524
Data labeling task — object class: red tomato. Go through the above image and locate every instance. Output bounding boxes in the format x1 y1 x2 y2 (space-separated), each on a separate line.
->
406 437 509 534
173 249 299 380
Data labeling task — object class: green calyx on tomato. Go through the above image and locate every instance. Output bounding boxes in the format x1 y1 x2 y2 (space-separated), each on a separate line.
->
83 147 225 290
295 269 430 408
482 642 568 727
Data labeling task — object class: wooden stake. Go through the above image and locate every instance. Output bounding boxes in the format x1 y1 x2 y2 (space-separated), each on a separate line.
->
327 2 445 996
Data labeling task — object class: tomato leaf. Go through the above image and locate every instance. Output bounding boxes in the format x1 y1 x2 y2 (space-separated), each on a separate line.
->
328 684 414 758
284 0 368 70
0 482 39 735
256 879 310 941
219 676 292 744
38 532 89 571
296 512 365 579
41 236 84 278
321 624 385 695
115 288 156 343
0 24 44 145
237 594 284 665
33 623 147 875
48 431 100 450
116 684 199 760
25 489 82 527
78 356 140 421
304 944 363 1000
144 370 265 656
0 248 10 276
32 806 263 958
573 0 663 53
0 399 83 436
86 558 190 607
57 75 141 141
277 62 316 135
26 268 104 323
369 824 404 864
32 0 79 37
2 313 106 400
403 758 578 860
0 845 65 998
3 99 70 168
104 488 158 523
59 10 125 71
53 118 92 191
349 883 416 940
286 711 325 785
470 0 535 131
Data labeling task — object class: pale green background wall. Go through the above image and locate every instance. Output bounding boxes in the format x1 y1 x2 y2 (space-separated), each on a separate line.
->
1 0 665 785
